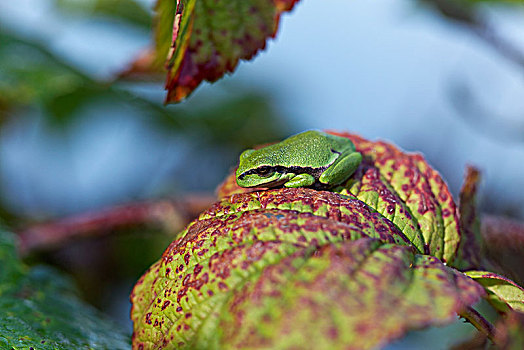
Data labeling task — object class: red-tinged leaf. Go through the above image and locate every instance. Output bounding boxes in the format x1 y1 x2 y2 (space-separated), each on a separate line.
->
160 0 299 103
131 233 484 348
455 166 483 270
130 185 485 349
200 188 412 247
343 165 426 254
219 240 483 349
131 130 511 348
465 271 524 313
332 131 461 264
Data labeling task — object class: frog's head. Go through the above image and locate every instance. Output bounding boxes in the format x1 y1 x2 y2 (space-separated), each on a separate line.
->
236 149 285 188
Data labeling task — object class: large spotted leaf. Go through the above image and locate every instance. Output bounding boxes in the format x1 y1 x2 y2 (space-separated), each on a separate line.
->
218 239 483 349
131 186 484 349
131 228 483 349
336 132 461 264
157 0 299 103
200 188 411 248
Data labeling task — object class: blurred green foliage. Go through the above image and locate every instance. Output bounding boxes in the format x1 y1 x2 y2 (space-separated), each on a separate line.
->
0 28 289 143
0 230 130 349
0 30 94 122
54 0 152 28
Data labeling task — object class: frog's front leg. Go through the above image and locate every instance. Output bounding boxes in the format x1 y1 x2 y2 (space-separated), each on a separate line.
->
319 151 362 186
284 173 316 188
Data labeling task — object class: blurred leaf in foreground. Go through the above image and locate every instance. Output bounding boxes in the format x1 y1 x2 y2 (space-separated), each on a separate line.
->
493 311 524 350
156 0 299 103
0 29 107 126
0 31 87 114
54 0 152 29
0 230 130 349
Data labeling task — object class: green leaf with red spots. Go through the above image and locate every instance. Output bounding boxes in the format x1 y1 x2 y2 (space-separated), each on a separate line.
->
156 0 299 103
218 240 483 349
131 184 485 349
333 132 461 264
465 271 524 313
0 230 129 349
200 188 412 248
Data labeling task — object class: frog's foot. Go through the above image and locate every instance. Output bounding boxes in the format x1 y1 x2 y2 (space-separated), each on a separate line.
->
319 152 362 186
284 173 316 188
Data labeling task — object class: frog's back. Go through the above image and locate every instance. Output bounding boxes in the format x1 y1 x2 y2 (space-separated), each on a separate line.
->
252 130 350 169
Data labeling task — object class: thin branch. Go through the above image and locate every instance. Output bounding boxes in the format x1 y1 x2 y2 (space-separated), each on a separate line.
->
426 0 524 72
449 81 524 143
472 20 524 73
16 195 215 256
459 306 497 343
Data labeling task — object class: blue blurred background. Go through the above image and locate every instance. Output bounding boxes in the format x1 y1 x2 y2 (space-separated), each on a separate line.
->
1 0 524 220
1 0 523 347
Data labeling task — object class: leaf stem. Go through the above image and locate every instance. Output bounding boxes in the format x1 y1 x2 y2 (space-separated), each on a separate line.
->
16 195 214 255
459 306 497 343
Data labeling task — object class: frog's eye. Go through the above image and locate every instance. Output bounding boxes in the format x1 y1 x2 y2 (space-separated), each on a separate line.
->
256 167 274 178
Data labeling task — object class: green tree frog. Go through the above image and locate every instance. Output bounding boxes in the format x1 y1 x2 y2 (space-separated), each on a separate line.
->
236 130 362 189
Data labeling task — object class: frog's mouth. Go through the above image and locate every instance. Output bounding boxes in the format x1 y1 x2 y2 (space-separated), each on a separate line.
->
236 171 284 188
